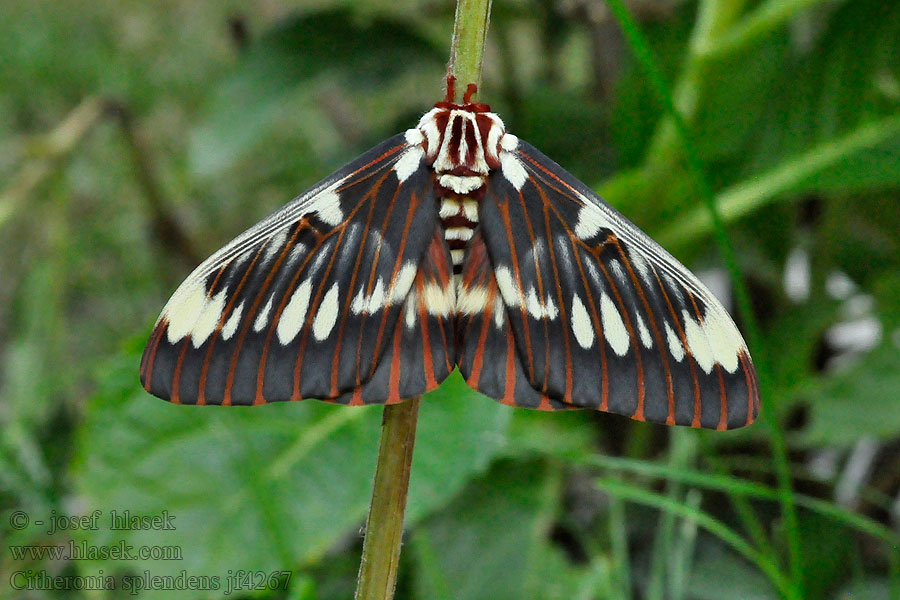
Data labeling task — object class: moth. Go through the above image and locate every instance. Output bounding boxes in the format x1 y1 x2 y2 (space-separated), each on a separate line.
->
141 77 759 430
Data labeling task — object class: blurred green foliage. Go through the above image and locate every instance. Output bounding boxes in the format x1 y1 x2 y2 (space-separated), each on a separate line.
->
2 1 900 599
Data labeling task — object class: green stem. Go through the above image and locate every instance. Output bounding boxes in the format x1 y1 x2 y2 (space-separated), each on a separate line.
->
658 112 900 247
448 0 493 93
354 3 492 599
646 0 748 163
696 0 824 61
597 478 793 597
355 398 422 600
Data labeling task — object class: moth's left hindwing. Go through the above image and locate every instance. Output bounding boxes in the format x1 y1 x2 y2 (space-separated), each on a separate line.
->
140 133 454 405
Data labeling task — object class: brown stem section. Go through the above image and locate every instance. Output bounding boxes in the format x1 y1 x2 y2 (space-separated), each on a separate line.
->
354 2 493 598
355 397 421 600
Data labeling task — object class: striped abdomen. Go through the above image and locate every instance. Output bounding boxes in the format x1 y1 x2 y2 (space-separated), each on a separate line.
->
438 194 481 273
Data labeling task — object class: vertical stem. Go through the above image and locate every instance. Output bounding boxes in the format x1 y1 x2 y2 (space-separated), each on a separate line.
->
646 0 748 163
448 0 493 93
355 3 493 599
355 398 421 600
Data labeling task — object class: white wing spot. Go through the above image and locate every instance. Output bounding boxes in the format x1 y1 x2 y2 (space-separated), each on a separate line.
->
500 152 527 190
493 295 505 328
585 259 603 289
665 321 685 362
389 262 418 304
404 290 417 330
253 297 274 332
703 307 743 373
600 293 630 357
191 290 228 348
351 277 386 315
164 284 208 343
423 282 454 316
525 287 559 320
570 294 595 349
630 251 652 284
286 242 307 267
532 238 546 266
609 259 627 286
309 243 331 276
683 310 714 373
495 266 524 308
635 313 653 349
554 234 575 277
394 146 424 183
221 301 244 341
574 205 615 240
263 230 288 263
312 283 340 341
309 188 343 226
277 280 312 344
458 284 489 314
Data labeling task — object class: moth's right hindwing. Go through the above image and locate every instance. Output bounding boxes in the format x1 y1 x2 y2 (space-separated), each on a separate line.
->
466 139 759 429
140 133 449 405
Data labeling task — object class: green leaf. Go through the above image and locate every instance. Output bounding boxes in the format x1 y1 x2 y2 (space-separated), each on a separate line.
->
502 408 596 459
189 10 442 176
411 459 588 600
691 0 900 189
686 543 778 600
834 579 894 600
408 372 511 523
621 0 900 249
794 512 854 599
800 338 900 446
72 353 510 596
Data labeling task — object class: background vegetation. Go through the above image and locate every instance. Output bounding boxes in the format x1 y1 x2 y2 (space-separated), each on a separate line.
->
2 0 900 598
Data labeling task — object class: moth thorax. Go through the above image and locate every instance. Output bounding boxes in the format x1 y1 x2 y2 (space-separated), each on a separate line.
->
416 106 505 271
418 108 505 179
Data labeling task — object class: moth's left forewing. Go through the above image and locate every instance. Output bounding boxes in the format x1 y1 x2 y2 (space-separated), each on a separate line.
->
141 132 454 406
474 138 758 429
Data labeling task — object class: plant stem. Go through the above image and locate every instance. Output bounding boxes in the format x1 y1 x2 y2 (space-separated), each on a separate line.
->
448 0 493 92
355 398 421 600
695 0 824 61
354 3 493 599
646 0 748 164
658 111 900 247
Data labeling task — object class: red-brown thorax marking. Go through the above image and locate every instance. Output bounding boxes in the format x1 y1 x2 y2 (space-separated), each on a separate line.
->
414 79 510 271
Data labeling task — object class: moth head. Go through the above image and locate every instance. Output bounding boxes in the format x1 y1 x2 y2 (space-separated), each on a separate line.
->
415 79 507 174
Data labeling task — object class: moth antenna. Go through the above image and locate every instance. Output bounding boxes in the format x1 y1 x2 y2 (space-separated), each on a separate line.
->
463 83 477 104
445 74 457 103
